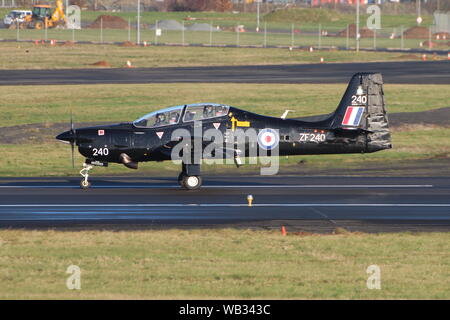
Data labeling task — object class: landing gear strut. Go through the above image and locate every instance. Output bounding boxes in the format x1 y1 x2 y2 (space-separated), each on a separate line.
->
79 163 93 189
178 163 202 190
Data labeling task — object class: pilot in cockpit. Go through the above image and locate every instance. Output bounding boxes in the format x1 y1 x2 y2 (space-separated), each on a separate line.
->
155 113 166 126
169 111 179 124
215 106 226 117
185 111 196 121
203 105 214 118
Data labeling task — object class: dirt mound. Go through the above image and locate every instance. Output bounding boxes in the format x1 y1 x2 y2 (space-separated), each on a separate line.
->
335 24 374 38
60 41 75 46
396 54 420 60
420 40 448 48
91 61 110 67
119 41 136 47
88 15 128 29
403 26 429 39
433 32 449 40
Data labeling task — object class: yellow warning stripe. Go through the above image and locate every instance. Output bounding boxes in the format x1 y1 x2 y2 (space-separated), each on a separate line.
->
231 116 250 131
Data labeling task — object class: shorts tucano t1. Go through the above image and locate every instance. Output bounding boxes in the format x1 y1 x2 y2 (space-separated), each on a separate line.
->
56 72 392 190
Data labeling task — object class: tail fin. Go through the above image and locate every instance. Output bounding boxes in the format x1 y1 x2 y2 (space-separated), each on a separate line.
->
331 72 392 152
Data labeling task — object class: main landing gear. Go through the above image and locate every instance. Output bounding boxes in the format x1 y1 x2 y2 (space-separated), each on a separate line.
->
78 160 202 190
178 163 202 190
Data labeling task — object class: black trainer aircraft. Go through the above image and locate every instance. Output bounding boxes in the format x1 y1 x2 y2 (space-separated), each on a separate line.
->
56 72 391 190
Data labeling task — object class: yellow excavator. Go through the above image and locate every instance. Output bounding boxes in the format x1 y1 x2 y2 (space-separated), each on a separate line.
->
19 0 66 29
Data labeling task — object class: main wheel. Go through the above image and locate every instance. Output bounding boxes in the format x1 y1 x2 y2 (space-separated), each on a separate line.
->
181 175 202 190
80 179 91 189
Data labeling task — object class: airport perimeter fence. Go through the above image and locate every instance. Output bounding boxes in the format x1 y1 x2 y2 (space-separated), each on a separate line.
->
1 20 449 52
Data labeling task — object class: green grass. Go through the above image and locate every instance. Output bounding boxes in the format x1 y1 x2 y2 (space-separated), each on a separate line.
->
0 8 433 30
262 7 434 29
1 42 432 70
1 27 445 51
0 229 448 299
0 83 449 177
0 8 442 50
1 83 448 127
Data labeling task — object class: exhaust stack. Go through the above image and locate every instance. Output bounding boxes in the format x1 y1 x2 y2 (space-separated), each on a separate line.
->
119 153 138 170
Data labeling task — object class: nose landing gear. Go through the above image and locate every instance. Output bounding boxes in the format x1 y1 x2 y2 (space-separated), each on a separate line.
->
79 163 93 189
78 159 108 189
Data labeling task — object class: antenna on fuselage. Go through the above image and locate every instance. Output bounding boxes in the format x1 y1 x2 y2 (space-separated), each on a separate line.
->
281 110 295 120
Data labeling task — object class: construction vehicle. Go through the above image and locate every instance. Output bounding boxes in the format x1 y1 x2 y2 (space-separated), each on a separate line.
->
20 0 67 29
5 10 32 29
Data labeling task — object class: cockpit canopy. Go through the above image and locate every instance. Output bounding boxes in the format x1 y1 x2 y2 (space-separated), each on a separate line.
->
133 104 230 128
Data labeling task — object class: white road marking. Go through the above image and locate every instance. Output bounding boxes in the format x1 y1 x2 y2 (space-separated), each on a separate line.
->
0 184 434 189
0 203 449 207
204 185 434 188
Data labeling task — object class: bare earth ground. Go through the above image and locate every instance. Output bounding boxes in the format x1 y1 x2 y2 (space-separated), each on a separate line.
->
0 42 446 71
1 108 449 177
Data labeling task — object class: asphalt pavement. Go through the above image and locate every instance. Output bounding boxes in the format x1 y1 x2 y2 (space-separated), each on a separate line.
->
0 61 448 85
0 175 449 233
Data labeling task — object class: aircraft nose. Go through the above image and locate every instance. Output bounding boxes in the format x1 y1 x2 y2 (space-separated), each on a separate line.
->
56 130 75 143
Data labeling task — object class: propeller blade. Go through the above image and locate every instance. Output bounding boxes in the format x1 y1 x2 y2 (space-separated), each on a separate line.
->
71 141 75 168
70 111 76 168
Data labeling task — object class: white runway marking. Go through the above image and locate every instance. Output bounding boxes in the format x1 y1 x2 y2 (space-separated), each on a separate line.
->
0 203 449 207
0 184 434 189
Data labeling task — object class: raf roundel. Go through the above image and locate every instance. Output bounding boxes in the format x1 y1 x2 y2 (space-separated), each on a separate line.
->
258 128 279 150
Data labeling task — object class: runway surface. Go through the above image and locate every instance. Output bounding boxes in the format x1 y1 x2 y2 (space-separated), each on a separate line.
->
0 175 449 232
0 61 449 85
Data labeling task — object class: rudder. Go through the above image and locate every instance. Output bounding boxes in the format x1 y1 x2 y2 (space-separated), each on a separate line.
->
331 72 392 152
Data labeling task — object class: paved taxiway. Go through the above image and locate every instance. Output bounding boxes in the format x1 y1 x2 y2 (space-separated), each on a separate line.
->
0 176 448 232
0 61 448 86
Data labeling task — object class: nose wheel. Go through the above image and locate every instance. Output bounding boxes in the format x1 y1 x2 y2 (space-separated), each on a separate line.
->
79 163 93 189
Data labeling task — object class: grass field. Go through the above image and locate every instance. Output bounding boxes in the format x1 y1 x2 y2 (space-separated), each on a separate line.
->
0 229 448 299
2 83 449 127
1 27 443 50
0 41 438 70
0 83 449 176
0 8 434 30
0 8 442 50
